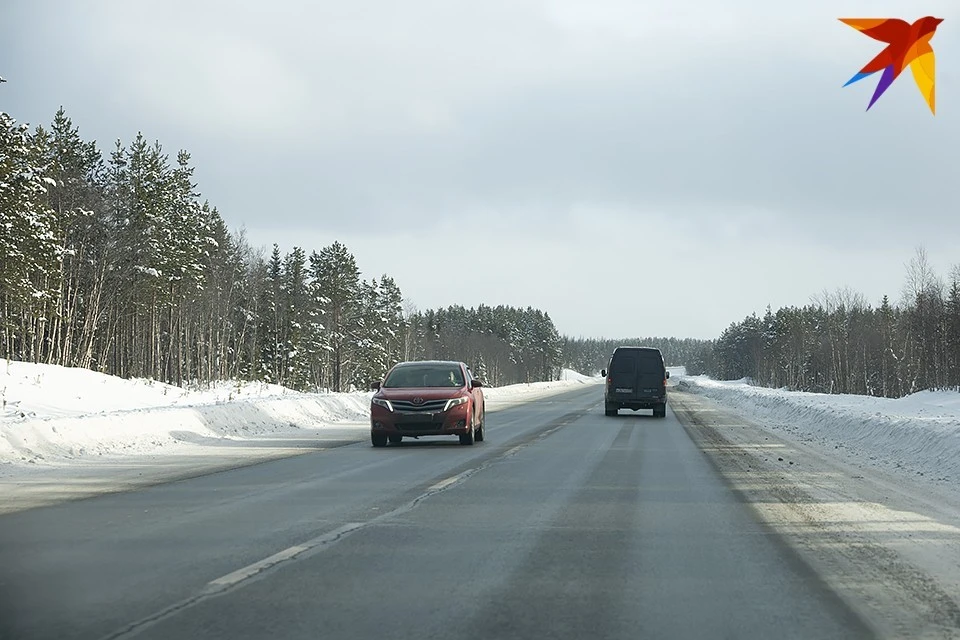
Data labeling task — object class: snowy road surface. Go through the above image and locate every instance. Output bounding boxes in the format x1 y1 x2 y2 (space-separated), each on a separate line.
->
7 382 958 639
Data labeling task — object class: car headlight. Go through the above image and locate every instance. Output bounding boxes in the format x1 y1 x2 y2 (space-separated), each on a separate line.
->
444 397 469 412
372 398 393 412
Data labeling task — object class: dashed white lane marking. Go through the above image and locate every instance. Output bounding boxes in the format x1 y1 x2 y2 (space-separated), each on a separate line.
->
205 522 364 593
207 545 309 590
427 474 463 492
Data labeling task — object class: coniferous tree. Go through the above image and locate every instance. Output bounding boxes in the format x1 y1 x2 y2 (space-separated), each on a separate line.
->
311 241 360 392
0 112 61 360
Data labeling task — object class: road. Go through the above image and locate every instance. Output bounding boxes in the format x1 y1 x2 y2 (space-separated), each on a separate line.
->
0 384 877 640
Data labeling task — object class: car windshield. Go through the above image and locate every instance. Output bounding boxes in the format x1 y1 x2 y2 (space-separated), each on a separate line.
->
383 365 465 388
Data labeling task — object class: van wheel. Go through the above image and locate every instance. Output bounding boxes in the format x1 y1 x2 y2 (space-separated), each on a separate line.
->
654 404 666 418
605 404 618 416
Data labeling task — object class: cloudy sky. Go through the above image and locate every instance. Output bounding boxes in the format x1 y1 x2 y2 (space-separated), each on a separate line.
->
3 0 959 339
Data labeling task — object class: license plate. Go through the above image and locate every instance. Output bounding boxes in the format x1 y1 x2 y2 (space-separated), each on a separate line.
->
399 412 437 420
616 388 632 393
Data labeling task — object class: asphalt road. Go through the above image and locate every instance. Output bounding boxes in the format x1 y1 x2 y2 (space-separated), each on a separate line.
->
0 385 876 640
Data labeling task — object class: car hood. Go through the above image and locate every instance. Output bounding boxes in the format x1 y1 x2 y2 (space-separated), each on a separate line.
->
376 387 467 401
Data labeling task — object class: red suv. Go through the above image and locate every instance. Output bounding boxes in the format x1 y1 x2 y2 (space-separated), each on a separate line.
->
370 360 486 446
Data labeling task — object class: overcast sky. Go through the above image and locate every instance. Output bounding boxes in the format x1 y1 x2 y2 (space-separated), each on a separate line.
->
3 0 959 339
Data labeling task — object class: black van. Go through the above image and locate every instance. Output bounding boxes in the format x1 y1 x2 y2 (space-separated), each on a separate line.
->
600 346 669 417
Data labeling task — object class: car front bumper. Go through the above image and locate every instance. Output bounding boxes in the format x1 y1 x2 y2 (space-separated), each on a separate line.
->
370 403 471 436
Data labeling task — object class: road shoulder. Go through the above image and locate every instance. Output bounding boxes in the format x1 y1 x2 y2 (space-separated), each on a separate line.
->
670 389 960 640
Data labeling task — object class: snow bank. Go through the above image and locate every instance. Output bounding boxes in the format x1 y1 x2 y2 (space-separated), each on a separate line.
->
0 359 293 421
559 368 595 382
678 375 960 485
0 361 599 467
483 368 600 402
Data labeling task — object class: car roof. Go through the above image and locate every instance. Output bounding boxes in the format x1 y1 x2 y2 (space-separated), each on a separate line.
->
392 360 465 367
611 347 663 358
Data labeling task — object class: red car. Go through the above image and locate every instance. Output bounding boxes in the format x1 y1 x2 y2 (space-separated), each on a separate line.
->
370 360 486 446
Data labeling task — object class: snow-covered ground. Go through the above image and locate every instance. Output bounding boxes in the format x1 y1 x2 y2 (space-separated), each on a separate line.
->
0 359 600 469
677 374 960 496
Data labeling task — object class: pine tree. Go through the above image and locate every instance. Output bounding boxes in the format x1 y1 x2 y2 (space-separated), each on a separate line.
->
258 245 284 383
311 241 360 392
945 272 960 389
0 112 61 360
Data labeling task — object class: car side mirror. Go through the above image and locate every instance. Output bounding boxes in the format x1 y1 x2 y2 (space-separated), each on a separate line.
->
371 381 381 391
665 371 670 379
470 380 483 389
600 369 606 378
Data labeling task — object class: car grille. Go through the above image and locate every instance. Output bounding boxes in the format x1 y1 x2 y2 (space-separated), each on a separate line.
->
391 399 449 412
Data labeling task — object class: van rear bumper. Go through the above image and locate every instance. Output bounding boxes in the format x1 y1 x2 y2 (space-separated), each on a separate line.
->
605 394 666 409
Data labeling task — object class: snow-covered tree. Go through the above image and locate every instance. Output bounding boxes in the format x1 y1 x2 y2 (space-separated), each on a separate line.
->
0 112 62 360
311 241 360 392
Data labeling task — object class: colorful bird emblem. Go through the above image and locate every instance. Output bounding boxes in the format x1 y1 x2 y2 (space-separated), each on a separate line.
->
840 17 943 114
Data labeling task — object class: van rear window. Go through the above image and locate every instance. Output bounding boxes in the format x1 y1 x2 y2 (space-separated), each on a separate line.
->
612 352 662 375
637 356 662 374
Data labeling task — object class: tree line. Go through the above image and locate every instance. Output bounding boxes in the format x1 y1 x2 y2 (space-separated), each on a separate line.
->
403 304 564 386
10 107 953 398
561 337 714 376
0 107 567 390
707 248 960 398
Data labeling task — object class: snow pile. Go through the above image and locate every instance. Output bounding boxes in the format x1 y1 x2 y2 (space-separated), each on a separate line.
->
0 359 293 421
558 368 597 382
0 391 372 467
483 369 600 401
0 361 598 467
678 375 960 484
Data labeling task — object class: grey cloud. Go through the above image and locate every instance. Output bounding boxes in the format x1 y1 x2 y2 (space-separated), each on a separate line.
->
3 0 960 338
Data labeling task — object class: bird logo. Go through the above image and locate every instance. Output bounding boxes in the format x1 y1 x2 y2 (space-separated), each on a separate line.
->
840 17 943 114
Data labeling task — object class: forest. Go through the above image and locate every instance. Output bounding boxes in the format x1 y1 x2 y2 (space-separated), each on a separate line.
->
3 107 958 399
707 250 960 398
0 108 568 390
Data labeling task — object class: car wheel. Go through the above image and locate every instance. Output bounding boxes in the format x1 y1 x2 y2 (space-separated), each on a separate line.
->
388 434 403 444
372 433 388 447
604 403 618 416
475 409 485 442
459 423 475 445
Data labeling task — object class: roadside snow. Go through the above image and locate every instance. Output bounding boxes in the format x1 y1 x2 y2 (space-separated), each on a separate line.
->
678 374 960 492
1 359 293 421
0 359 599 468
483 368 599 403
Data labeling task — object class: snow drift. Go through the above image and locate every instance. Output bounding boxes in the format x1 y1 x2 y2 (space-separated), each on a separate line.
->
0 359 600 467
678 375 960 486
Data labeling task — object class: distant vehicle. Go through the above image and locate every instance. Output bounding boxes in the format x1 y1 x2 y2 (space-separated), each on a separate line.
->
601 347 669 417
370 360 486 446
